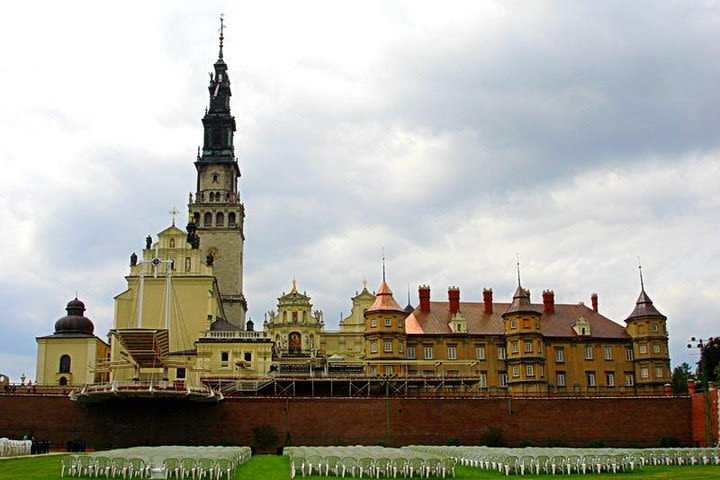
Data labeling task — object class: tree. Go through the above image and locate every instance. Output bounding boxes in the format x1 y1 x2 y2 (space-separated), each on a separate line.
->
697 337 720 385
671 362 692 394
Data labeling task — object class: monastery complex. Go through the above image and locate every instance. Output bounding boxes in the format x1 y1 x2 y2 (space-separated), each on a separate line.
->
33 24 672 401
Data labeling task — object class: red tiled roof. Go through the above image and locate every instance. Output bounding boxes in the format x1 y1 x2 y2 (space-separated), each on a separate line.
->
405 301 629 339
367 281 405 313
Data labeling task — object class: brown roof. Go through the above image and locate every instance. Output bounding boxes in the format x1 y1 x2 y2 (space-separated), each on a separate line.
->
626 288 665 321
503 285 541 316
405 301 629 339
366 281 405 313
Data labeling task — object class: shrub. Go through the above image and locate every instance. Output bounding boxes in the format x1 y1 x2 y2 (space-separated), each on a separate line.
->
252 425 279 451
478 427 505 447
659 436 680 447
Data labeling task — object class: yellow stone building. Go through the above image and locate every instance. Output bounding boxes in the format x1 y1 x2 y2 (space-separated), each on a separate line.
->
35 299 109 386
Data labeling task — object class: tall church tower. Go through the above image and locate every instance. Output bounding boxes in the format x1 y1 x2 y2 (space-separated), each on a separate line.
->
188 18 247 325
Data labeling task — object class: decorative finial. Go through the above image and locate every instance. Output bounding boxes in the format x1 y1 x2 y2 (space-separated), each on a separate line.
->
638 256 645 291
291 275 297 293
197 146 201 159
169 206 179 226
362 278 367 289
407 284 411 305
516 253 521 287
218 13 225 60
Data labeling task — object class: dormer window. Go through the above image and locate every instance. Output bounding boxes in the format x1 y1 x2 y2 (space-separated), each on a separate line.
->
573 316 592 336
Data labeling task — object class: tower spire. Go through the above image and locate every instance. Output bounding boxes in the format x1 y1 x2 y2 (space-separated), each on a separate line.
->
638 256 645 291
218 13 225 61
516 253 522 287
382 249 386 282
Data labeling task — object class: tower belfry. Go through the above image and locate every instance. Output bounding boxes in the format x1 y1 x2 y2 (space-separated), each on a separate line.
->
188 16 247 325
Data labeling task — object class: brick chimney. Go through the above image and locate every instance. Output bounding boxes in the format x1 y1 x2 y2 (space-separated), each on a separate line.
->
687 379 696 395
448 287 460 315
418 285 431 313
482 288 493 314
542 290 555 314
591 292 598 313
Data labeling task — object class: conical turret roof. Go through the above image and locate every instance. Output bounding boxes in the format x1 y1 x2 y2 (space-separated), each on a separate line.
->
366 281 405 313
626 288 665 321
503 285 540 317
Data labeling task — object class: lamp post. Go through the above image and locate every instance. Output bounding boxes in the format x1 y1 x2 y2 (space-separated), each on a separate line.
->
687 337 717 446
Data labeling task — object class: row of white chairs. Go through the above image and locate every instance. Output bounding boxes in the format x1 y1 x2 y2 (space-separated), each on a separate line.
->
405 446 720 475
285 446 455 478
0 438 32 457
60 446 251 479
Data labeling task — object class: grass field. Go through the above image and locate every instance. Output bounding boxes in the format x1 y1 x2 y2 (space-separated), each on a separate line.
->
1 454 719 479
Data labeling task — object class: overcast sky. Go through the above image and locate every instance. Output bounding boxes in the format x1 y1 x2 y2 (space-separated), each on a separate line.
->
1 1 718 383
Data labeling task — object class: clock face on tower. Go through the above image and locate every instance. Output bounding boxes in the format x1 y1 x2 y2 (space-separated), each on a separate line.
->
207 247 221 259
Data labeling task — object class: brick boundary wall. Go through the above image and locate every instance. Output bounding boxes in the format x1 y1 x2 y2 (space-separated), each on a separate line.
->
0 395 691 450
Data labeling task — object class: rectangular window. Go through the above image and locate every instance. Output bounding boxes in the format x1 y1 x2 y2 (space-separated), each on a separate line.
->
555 348 565 363
244 352 252 362
626 372 635 386
384 341 392 353
655 367 663 378
370 341 378 353
604 346 613 360
386 365 393 375
626 349 634 361
584 345 593 360
448 346 457 360
511 342 519 354
587 371 596 387
176 368 186 379
221 352 229 362
399 342 404 353
370 366 377 376
606 372 615 387
384 318 392 327
424 346 433 360
653 344 660 354
371 319 377 327
499 372 508 387
556 372 566 387
497 347 506 360
526 364 534 376
510 319 517 329
641 367 649 379
524 340 533 353
479 371 487 387
651 323 659 332
476 345 486 360
639 344 647 354
512 366 520 377
407 346 416 359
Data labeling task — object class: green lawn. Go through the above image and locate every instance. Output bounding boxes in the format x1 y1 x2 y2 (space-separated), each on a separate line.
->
0 454 718 479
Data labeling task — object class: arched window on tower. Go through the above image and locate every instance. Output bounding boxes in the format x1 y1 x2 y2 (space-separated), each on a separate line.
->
193 212 200 224
59 354 71 373
59 377 68 386
216 212 224 227
204 212 212 227
228 212 236 226
209 192 216 202
169 238 175 248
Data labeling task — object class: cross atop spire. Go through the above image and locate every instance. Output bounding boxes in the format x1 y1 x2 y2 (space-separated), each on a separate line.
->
218 13 225 61
169 206 179 226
